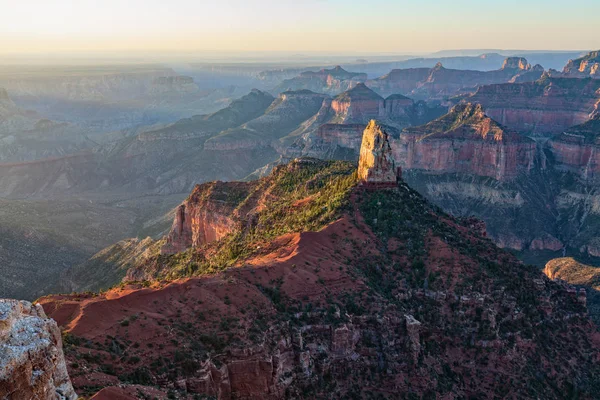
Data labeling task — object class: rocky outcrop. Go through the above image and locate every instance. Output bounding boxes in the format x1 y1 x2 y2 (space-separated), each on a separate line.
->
395 103 535 180
358 121 398 185
562 50 600 79
547 114 600 181
161 181 249 254
467 75 600 136
0 299 77 400
544 257 600 287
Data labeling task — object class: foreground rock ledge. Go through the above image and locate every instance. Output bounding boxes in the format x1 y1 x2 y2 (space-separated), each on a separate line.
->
0 299 77 400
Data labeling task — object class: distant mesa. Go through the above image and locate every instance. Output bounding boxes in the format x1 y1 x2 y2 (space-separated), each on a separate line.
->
501 57 531 70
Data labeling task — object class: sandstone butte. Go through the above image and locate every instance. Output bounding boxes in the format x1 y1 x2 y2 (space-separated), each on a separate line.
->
357 120 399 186
34 127 600 399
0 299 77 400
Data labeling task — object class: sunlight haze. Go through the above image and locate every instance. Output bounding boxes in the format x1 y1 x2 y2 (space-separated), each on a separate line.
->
2 0 599 55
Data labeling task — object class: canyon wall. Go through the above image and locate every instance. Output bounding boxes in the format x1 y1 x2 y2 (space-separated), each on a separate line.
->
394 103 536 181
161 181 250 254
467 75 600 136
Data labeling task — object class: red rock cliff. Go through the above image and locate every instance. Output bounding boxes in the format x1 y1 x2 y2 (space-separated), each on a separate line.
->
467 75 600 136
394 103 536 180
161 181 251 254
548 114 600 181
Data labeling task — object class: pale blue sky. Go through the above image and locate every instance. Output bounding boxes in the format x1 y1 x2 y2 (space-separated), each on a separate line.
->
1 0 598 54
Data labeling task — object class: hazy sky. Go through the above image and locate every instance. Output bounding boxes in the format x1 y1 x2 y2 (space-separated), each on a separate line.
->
1 0 599 55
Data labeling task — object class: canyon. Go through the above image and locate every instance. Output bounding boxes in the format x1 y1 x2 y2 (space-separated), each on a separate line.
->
3 51 600 302
37 145 600 398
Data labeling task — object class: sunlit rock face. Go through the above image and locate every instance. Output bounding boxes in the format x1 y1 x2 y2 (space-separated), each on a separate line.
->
0 299 77 400
562 50 600 79
394 103 536 181
160 181 246 255
358 120 398 185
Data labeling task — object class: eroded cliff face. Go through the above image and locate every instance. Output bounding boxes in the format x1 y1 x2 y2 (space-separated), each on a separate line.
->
467 75 600 136
562 50 600 79
548 115 600 181
395 103 535 181
161 181 250 255
0 299 77 400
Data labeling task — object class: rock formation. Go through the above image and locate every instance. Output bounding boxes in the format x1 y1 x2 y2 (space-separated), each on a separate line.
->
547 114 600 181
357 120 398 185
161 181 248 255
467 74 600 136
562 50 600 79
396 103 536 180
544 257 600 326
205 90 328 151
0 299 77 399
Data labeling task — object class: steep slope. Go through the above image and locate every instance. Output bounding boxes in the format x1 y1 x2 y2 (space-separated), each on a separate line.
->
467 74 600 136
396 103 536 180
40 136 600 398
